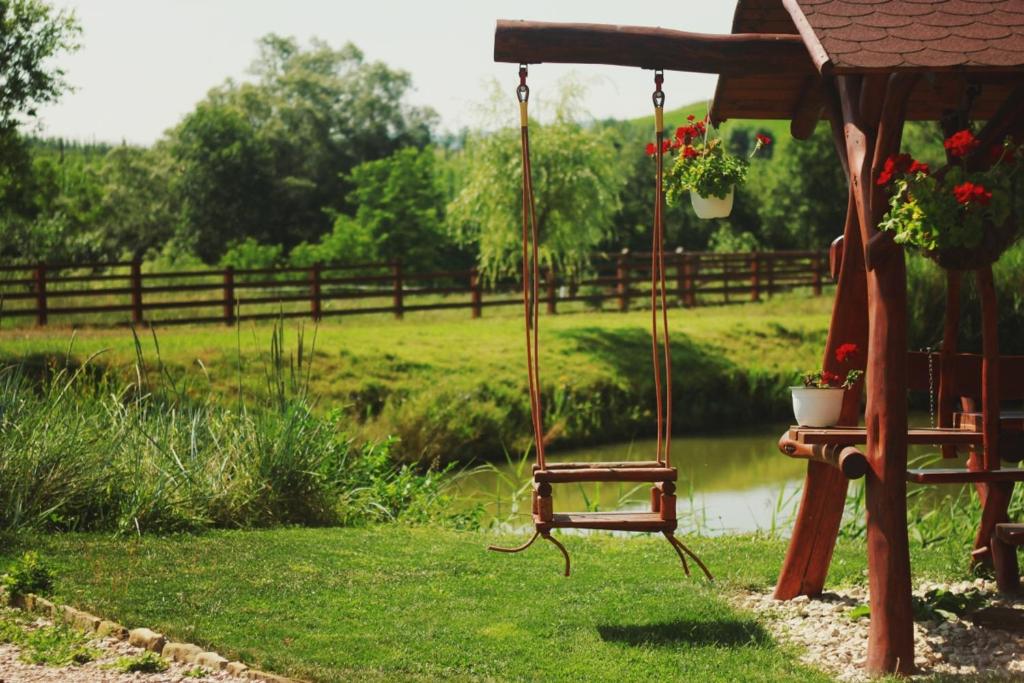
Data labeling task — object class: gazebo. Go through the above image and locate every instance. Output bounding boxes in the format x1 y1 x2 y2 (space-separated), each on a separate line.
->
495 0 1024 675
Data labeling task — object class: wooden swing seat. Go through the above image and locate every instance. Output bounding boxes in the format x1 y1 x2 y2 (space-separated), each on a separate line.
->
533 462 676 483
535 511 676 533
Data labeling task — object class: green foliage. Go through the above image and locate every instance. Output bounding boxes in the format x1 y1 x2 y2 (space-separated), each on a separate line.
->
447 87 622 279
0 326 451 533
108 651 170 673
747 124 848 249
5 620 100 666
220 238 283 270
0 0 80 130
666 139 750 202
880 149 1020 253
2 551 55 597
289 214 376 266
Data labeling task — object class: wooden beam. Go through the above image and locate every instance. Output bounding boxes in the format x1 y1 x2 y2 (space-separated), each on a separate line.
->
493 20 814 76
790 76 824 140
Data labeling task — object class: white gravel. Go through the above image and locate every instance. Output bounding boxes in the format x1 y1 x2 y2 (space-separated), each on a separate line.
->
738 579 1024 681
0 608 251 683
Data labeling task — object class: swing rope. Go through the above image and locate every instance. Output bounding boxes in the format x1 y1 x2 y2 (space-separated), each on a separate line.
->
519 64 546 470
651 70 673 468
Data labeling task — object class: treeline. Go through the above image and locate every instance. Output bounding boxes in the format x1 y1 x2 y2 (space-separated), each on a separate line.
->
1 33 950 274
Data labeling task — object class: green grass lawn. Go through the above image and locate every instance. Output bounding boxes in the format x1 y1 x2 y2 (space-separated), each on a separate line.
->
0 526 971 682
0 293 832 464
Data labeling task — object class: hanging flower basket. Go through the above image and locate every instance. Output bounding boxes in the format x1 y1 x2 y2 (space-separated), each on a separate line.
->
647 115 770 221
690 188 734 219
878 131 1023 270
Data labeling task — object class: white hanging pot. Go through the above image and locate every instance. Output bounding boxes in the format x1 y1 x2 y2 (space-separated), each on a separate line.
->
790 387 845 428
690 187 735 219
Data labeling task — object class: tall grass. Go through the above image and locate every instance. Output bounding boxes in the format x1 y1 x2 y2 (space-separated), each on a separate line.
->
0 323 455 534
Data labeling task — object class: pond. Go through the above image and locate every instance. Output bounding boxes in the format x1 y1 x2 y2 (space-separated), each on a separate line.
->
449 422 810 536
449 414 961 536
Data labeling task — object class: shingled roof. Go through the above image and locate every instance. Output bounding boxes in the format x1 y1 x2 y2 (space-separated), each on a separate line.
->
712 0 1024 126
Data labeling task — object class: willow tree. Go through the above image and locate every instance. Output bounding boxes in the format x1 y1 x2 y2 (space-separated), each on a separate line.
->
447 103 623 280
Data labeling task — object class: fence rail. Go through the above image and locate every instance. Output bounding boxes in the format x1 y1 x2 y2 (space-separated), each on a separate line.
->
0 250 830 328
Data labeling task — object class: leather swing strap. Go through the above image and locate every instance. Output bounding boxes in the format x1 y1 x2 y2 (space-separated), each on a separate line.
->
518 65 546 470
651 71 673 468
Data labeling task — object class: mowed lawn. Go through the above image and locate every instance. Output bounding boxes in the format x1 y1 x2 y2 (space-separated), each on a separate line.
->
0 527 968 682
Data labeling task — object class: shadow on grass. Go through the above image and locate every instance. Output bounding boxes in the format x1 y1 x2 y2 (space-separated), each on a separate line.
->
597 617 771 648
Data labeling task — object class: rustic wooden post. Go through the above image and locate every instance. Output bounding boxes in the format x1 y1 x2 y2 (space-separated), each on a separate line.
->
812 254 823 296
309 263 323 322
130 259 144 325
223 266 236 325
33 263 47 327
750 253 761 302
683 254 696 307
392 261 404 319
616 249 630 312
545 267 557 314
470 267 483 319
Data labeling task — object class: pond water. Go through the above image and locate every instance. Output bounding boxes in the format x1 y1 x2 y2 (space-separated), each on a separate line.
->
448 422 810 536
448 414 960 536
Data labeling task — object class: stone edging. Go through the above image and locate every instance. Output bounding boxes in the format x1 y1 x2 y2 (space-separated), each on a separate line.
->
2 590 301 683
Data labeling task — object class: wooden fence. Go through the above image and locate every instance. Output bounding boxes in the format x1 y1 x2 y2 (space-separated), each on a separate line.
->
0 250 830 328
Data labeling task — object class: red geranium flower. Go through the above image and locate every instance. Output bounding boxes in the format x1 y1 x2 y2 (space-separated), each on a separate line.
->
686 114 695 121
835 343 858 364
755 133 771 146
943 129 979 159
909 160 929 176
645 142 656 156
682 146 698 159
821 371 842 387
876 153 912 186
953 181 992 206
662 139 671 153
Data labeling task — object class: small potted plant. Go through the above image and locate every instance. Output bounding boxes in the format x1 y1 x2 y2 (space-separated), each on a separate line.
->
877 130 1023 270
791 343 863 428
648 115 770 219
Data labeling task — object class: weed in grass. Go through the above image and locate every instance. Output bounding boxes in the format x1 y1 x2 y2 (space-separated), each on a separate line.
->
183 665 208 678
2 551 55 598
107 650 170 673
19 623 100 666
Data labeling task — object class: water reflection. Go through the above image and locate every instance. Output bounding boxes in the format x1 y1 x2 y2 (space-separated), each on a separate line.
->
449 423 809 535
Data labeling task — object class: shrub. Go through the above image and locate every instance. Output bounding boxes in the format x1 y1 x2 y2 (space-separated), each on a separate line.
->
2 551 55 597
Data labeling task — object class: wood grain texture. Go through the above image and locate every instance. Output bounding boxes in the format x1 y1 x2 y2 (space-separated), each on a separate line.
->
494 20 813 75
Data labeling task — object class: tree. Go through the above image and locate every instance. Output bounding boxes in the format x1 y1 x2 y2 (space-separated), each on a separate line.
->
749 124 847 249
174 35 438 258
448 112 623 279
171 102 276 260
0 0 80 132
95 144 179 258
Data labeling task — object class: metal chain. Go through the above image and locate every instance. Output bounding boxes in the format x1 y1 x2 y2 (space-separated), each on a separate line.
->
928 348 935 428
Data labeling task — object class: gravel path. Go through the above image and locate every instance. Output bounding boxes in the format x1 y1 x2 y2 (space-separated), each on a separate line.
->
738 579 1024 681
0 608 251 683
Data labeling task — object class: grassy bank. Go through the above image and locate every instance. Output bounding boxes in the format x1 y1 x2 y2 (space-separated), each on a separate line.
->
0 293 831 465
0 526 971 682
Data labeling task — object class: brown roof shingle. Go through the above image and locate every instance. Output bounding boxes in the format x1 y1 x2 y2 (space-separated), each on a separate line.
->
790 0 1024 72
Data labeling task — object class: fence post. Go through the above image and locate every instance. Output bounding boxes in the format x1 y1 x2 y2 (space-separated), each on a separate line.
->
812 254 823 296
309 262 323 322
392 261 404 319
223 266 235 325
33 263 47 326
684 255 696 307
130 259 144 325
723 257 731 304
675 248 685 306
470 267 483 319
750 253 761 302
616 249 630 312
546 267 557 314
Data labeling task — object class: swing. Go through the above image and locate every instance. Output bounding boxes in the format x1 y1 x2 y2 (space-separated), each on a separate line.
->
488 65 712 580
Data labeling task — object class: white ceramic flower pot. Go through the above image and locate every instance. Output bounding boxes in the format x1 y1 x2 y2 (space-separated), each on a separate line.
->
790 386 845 428
690 188 735 219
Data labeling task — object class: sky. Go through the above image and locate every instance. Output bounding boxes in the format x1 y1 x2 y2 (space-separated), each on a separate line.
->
35 1 739 146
